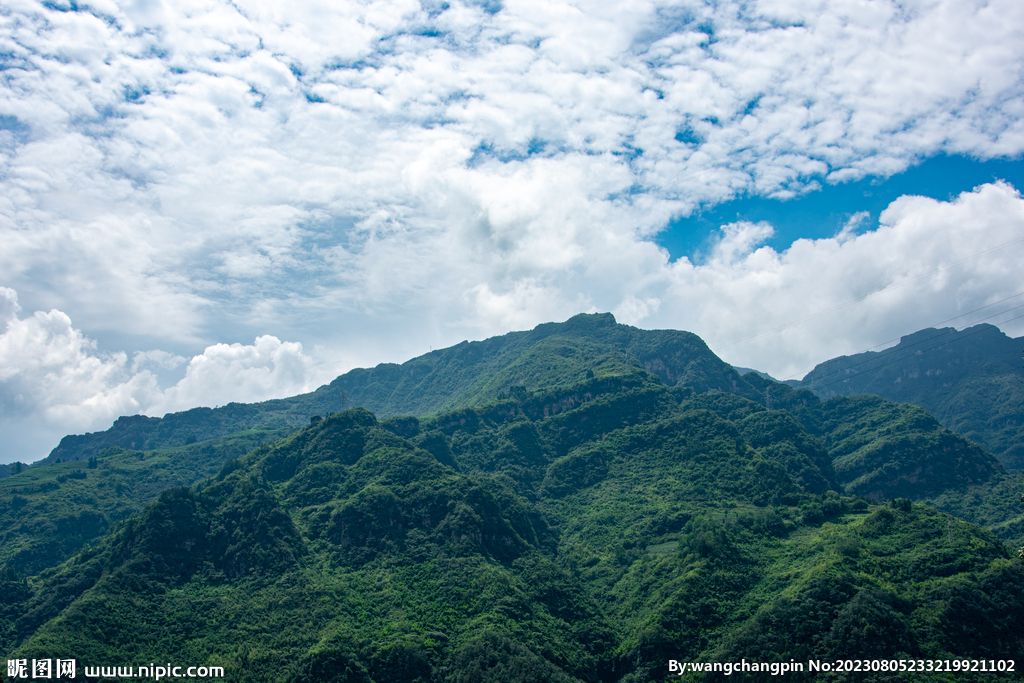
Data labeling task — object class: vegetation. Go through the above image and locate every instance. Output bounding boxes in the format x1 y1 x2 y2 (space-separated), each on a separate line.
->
799 324 1024 471
3 369 1023 681
0 428 290 575
28 313 761 469
2 314 1022 681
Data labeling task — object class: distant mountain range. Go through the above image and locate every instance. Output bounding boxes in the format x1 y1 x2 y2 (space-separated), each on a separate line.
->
34 318 1021 475
731 366 787 384
1 314 1022 680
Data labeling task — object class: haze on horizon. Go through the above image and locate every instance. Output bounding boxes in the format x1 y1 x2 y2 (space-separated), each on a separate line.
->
2 0 1024 463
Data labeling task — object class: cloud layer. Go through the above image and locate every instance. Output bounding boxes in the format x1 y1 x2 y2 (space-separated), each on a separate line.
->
0 288 331 461
2 0 1023 460
664 181 1024 378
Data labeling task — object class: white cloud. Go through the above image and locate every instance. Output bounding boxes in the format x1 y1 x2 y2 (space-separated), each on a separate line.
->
0 289 334 463
835 211 870 243
0 287 20 324
0 291 156 429
4 182 1023 462
153 335 323 413
658 182 1024 379
131 349 187 373
614 295 662 327
708 221 776 266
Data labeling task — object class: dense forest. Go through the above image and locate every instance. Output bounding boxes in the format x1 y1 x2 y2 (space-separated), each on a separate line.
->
2 314 1022 681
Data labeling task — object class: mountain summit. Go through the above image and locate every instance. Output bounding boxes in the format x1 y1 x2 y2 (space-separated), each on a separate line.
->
798 323 1024 470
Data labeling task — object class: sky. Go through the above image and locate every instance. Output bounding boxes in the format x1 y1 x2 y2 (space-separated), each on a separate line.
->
2 0 1024 464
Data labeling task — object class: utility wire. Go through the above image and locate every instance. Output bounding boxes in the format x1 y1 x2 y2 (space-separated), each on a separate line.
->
798 311 1024 393
781 295 1024 383
846 292 1024 356
719 235 1024 351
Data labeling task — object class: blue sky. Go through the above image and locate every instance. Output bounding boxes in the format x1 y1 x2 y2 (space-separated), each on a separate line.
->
2 0 1024 463
660 155 1024 261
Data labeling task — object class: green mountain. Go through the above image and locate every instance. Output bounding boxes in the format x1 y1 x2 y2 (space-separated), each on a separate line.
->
798 324 1024 471
0 428 291 575
731 366 791 385
3 374 1022 682
4 314 1023 575
35 314 754 466
3 314 763 575
3 314 1023 681
1 314 766 574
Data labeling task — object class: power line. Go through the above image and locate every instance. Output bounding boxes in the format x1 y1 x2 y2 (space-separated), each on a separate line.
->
800 311 1024 393
782 295 1024 383
851 292 1024 356
719 235 1024 352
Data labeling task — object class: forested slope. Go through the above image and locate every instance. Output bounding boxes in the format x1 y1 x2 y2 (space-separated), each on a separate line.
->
4 315 1022 586
2 315 767 577
0 428 291 575
3 374 1021 682
798 324 1024 470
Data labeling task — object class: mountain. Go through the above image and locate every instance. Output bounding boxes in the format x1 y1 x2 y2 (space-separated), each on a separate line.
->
0 428 291 575
3 314 767 575
798 323 1024 471
3 314 1024 681
731 366 793 385
36 313 755 467
4 314 1022 578
3 374 1022 682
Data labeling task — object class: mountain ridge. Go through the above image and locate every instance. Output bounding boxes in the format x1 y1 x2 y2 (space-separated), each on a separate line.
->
35 313 759 466
29 317 1021 476
3 318 1021 579
2 314 1023 681
797 322 1024 470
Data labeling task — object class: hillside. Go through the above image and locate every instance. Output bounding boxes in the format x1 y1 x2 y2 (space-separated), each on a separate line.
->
0 428 290 575
3 375 1022 682
798 324 1024 471
3 314 1023 583
0 315 757 577
34 313 758 467
0 314 767 575
35 317 1020 478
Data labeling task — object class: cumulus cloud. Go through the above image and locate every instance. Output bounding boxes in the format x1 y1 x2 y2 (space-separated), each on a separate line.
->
2 0 1021 338
614 296 662 327
0 287 20 324
659 182 1024 379
153 335 322 413
132 349 187 373
0 289 333 462
3 182 1024 462
0 292 149 422
708 221 776 266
